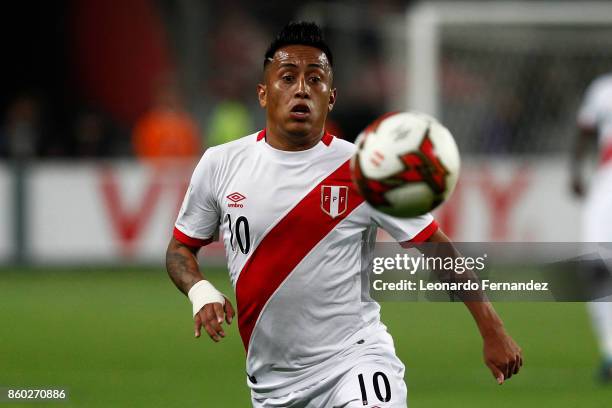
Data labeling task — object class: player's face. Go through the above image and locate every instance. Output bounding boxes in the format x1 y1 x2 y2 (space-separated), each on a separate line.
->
258 45 336 139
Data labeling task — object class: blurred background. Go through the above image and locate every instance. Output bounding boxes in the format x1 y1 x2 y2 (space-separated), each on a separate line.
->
2 1 612 407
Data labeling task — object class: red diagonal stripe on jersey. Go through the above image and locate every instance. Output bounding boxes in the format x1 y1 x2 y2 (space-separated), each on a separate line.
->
235 160 364 351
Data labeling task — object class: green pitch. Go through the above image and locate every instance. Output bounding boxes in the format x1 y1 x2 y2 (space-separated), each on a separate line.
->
1 267 611 407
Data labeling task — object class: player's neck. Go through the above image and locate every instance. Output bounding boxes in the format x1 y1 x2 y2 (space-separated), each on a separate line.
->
264 126 323 151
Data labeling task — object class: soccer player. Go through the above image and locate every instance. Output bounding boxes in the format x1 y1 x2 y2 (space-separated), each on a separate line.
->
166 22 522 407
573 72 612 382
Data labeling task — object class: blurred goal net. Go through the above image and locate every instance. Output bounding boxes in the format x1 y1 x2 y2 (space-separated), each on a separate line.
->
407 2 612 156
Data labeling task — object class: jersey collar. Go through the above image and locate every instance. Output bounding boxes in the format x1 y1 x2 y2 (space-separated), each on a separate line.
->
256 129 334 146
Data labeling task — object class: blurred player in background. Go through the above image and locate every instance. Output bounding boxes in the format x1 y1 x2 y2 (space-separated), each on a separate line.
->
166 22 522 407
573 72 612 382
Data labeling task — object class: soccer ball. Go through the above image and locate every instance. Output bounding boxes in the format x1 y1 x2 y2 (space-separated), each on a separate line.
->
351 111 460 217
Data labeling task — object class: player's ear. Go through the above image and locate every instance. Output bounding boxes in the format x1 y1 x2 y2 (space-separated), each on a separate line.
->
328 88 337 112
257 83 267 108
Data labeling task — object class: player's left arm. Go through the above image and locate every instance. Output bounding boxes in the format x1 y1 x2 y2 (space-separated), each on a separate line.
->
571 124 597 198
426 228 523 385
572 77 601 197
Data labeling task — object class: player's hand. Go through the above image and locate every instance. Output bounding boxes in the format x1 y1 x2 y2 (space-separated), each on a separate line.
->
194 296 235 342
482 327 522 385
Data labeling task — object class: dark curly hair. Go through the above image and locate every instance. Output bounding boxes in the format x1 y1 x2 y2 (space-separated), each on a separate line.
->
263 21 333 68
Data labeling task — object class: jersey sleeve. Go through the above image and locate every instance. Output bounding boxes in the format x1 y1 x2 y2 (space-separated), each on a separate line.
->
174 149 220 247
577 79 602 129
370 206 438 243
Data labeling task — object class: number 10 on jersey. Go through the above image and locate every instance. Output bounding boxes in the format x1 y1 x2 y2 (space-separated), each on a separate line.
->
226 214 251 254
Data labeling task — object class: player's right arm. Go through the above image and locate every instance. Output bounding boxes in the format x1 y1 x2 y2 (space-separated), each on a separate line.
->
166 148 234 342
166 237 234 342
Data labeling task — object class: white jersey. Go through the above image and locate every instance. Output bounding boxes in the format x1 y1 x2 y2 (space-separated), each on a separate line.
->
174 130 437 397
578 72 612 167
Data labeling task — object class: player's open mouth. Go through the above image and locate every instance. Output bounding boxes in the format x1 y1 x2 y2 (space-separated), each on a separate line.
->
289 104 311 120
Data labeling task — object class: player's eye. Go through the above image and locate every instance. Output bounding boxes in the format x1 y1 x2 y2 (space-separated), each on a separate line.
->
282 75 294 83
309 76 322 84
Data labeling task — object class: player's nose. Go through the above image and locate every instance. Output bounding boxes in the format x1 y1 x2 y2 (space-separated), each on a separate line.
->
294 75 309 98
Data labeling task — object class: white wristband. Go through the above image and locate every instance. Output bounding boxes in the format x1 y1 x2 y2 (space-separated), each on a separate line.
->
188 280 225 317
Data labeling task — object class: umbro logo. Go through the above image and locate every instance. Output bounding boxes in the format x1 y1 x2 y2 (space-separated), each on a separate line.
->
227 192 246 208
